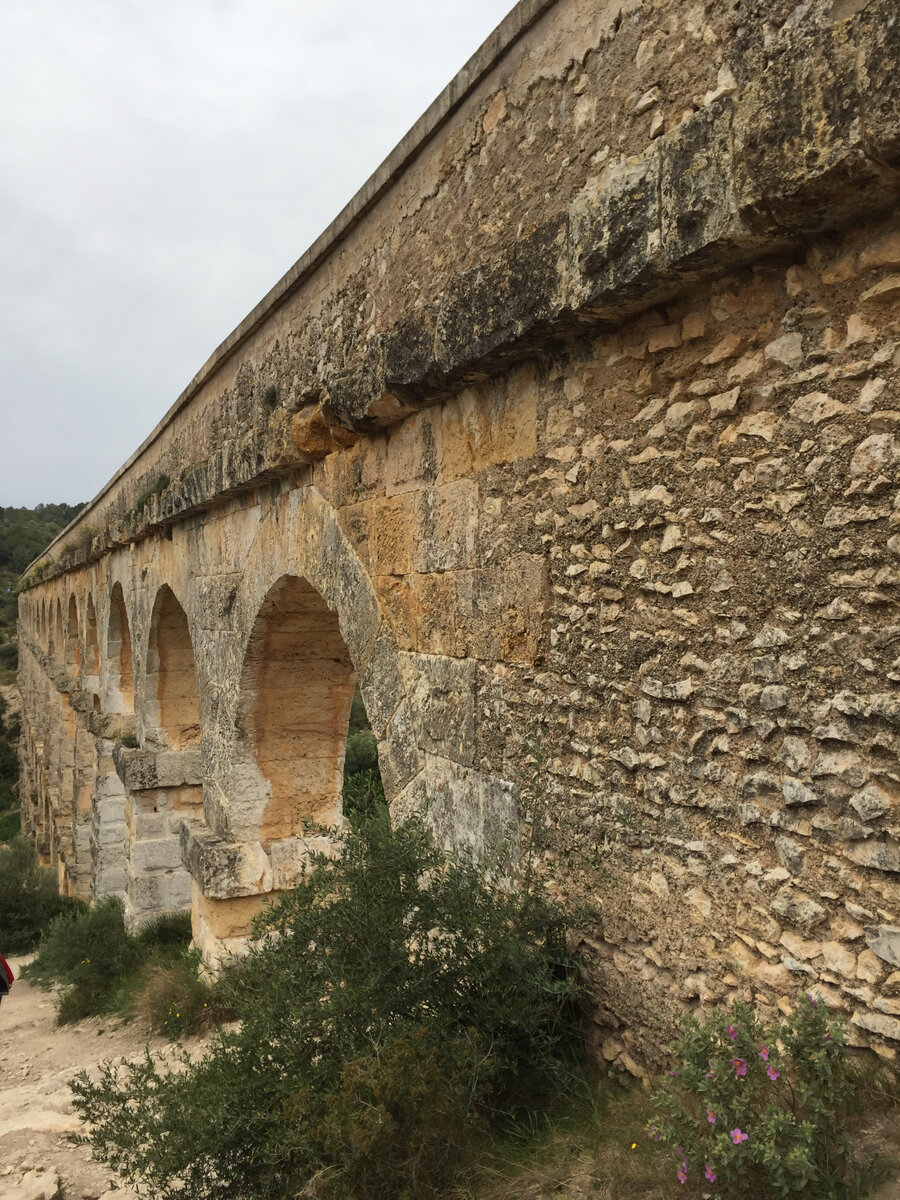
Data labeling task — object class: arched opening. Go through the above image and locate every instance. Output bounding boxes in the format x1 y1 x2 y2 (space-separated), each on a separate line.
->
40 600 46 647
146 585 201 749
232 574 355 844
54 599 64 667
105 583 134 714
83 594 101 694
65 595 81 676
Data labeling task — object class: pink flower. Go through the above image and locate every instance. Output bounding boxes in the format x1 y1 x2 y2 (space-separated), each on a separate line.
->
705 1166 717 1183
731 1128 748 1145
759 1046 769 1061
647 1125 661 1142
767 1064 780 1081
732 1057 747 1078
707 1110 717 1124
808 994 818 1007
725 1025 738 1040
676 1165 687 1184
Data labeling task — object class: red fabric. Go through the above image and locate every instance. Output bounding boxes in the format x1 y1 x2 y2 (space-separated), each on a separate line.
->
0 955 13 985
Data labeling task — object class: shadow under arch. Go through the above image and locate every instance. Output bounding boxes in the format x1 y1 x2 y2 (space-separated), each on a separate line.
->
104 582 134 714
65 595 80 676
229 573 355 845
145 584 201 749
83 593 101 694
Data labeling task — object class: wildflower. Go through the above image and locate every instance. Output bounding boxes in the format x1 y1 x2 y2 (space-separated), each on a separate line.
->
676 1158 688 1185
731 1129 748 1144
766 1064 780 1081
808 993 818 1006
705 1166 717 1183
759 1046 769 1061
647 1125 661 1142
707 1110 717 1124
732 1057 747 1078
725 1024 738 1040
631 1143 637 1150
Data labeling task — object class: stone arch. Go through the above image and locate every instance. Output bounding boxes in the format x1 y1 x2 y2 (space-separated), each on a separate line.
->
83 593 100 688
145 585 201 749
229 573 355 845
65 595 81 676
104 583 134 714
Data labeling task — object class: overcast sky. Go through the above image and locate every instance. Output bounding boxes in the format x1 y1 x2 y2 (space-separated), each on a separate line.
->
0 0 514 508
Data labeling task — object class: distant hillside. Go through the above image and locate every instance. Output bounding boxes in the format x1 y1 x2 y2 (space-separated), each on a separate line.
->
0 503 85 676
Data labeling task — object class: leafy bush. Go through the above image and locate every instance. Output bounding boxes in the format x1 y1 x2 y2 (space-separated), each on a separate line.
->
26 896 144 1021
0 836 80 952
344 728 378 775
648 994 859 1197
26 899 200 1025
341 766 385 822
71 812 586 1200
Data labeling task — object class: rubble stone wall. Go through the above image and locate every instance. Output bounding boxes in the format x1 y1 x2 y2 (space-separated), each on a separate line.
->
17 0 900 1066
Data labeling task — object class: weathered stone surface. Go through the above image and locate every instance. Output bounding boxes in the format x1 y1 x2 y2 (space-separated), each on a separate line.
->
15 0 900 1065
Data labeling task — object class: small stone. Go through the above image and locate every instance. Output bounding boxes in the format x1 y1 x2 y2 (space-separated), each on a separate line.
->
857 948 886 983
775 836 805 874
779 736 811 774
789 392 847 425
865 926 900 969
736 411 778 441
846 314 876 345
783 777 819 806
703 333 743 364
780 930 822 960
860 275 900 305
660 524 684 553
635 84 662 114
820 941 856 977
858 378 887 412
851 1010 900 1042
844 839 900 873
850 783 892 823
760 685 791 711
765 332 804 369
771 886 828 933
708 386 741 417
665 399 703 431
850 433 899 477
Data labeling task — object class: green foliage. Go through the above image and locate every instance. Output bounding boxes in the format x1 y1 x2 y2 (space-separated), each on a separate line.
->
25 899 199 1025
0 501 85 672
343 728 378 774
341 687 385 822
341 767 385 822
0 836 81 952
648 994 860 1198
119 733 139 749
70 813 586 1200
26 896 144 1022
0 693 21 825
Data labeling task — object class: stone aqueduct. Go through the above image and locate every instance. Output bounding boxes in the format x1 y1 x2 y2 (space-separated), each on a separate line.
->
17 0 900 1062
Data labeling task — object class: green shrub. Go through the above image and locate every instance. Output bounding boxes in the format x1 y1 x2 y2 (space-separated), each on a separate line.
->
71 812 586 1200
648 994 859 1197
27 896 144 1022
344 728 378 774
0 806 20 842
341 766 385 822
26 899 201 1026
0 836 80 952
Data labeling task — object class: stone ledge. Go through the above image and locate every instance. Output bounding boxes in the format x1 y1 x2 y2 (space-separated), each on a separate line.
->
113 746 203 791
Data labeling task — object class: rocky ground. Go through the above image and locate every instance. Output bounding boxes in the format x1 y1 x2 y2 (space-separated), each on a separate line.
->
0 957 190 1200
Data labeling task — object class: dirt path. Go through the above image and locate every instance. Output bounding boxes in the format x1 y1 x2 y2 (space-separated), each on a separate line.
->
0 957 183 1200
